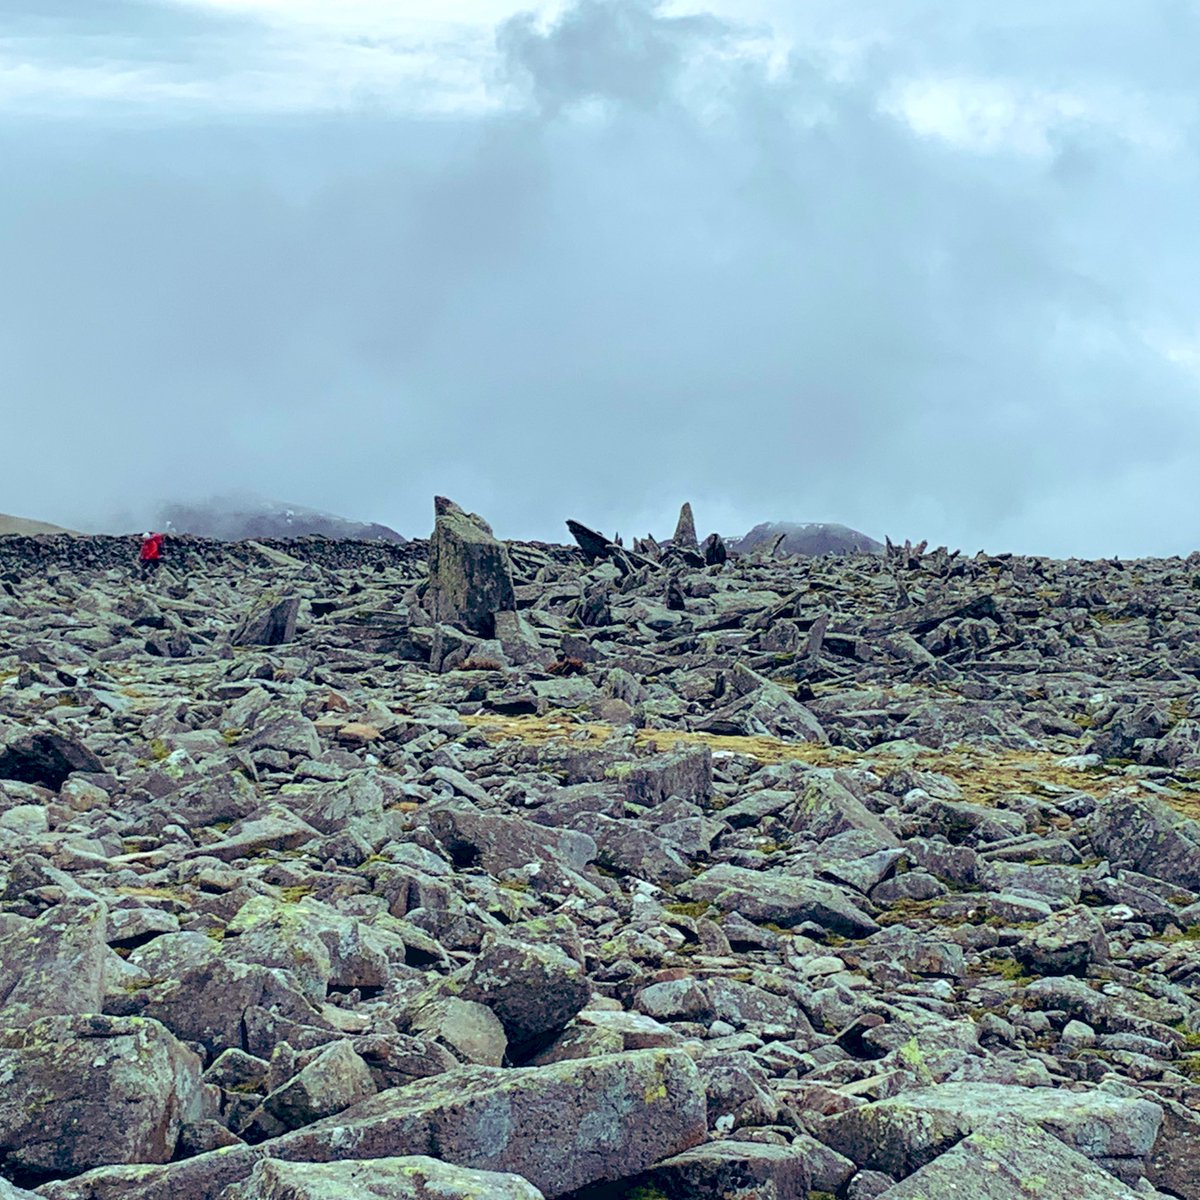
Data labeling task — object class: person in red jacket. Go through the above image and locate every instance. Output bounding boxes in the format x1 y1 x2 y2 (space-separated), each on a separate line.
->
138 531 165 579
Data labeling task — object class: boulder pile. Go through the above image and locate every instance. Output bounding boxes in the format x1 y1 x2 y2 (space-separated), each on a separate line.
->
1 502 1200 1199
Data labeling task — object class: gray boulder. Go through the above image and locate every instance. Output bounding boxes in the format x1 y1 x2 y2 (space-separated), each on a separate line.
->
0 901 109 1024
635 1141 809 1200
877 1118 1147 1199
231 596 300 646
223 1156 545 1199
268 1049 706 1199
426 497 516 637
0 1014 202 1180
680 864 879 937
1088 793 1200 890
822 1082 1162 1182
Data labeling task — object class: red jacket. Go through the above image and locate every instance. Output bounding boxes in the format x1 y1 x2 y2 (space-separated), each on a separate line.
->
139 534 164 562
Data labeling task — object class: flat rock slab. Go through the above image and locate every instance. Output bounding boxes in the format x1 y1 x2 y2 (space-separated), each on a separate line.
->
680 864 880 937
822 1082 1163 1178
269 1049 706 1199
877 1118 1147 1199
224 1155 545 1199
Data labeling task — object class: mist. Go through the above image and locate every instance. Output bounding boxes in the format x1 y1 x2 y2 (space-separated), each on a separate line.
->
2 0 1199 556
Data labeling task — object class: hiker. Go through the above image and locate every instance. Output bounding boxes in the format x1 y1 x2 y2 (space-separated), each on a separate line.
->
138 531 165 579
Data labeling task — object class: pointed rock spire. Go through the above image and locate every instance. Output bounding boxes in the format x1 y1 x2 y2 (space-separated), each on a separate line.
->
673 503 699 551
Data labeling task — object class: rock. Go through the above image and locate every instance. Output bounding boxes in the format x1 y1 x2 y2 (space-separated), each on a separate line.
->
875 1118 1147 1199
409 998 508 1067
427 498 516 637
232 597 300 646
680 864 880 937
254 1040 377 1134
634 1141 809 1200
821 1082 1162 1180
431 932 590 1059
0 731 102 790
0 901 109 1024
621 747 712 807
1088 793 1200 890
223 1156 546 1199
1014 906 1110 976
0 1014 202 1181
673 504 699 552
268 1050 706 1199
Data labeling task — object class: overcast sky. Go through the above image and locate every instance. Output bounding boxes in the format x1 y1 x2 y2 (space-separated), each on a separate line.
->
3 0 1199 555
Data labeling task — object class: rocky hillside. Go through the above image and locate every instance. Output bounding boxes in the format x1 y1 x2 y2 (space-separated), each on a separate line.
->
0 513 76 537
0 499 1199 1199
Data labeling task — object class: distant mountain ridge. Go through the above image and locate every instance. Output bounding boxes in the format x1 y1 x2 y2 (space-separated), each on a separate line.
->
155 497 407 544
0 512 77 537
731 521 883 557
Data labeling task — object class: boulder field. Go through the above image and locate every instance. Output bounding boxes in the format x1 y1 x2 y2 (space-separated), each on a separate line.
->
1 505 1199 1199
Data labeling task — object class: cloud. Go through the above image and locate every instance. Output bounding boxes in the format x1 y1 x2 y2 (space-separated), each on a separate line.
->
1 0 1199 556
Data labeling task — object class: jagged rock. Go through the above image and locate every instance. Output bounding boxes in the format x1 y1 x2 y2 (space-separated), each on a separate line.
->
680 864 880 937
876 1118 1148 1199
251 1041 377 1135
427 932 590 1059
0 1014 202 1181
0 901 109 1024
1088 793 1200 889
1014 906 1110 976
634 1141 810 1199
0 731 102 790
821 1082 1163 1182
223 1156 546 1200
427 498 516 637
673 503 699 551
267 1050 706 1198
232 596 300 647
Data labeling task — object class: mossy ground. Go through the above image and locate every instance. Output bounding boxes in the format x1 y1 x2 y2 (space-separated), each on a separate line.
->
458 712 1200 820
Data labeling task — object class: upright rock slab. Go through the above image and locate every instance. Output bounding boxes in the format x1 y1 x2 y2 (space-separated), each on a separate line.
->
427 498 516 637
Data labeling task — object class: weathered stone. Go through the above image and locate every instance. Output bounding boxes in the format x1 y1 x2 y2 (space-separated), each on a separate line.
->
635 1141 809 1200
1088 793 1200 890
0 901 108 1024
0 731 102 790
876 1118 1146 1199
231 596 300 647
223 1156 546 1200
427 498 516 637
0 1014 202 1181
268 1050 706 1199
680 864 880 937
822 1082 1163 1179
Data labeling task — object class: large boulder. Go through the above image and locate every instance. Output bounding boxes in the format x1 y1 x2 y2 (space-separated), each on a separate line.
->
223 1156 545 1199
428 932 591 1060
679 864 879 937
1088 793 1200 890
426 498 516 637
0 731 102 790
0 1015 202 1182
0 901 109 1024
634 1141 809 1200
231 596 301 647
268 1050 707 1199
821 1082 1162 1183
877 1118 1147 1199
